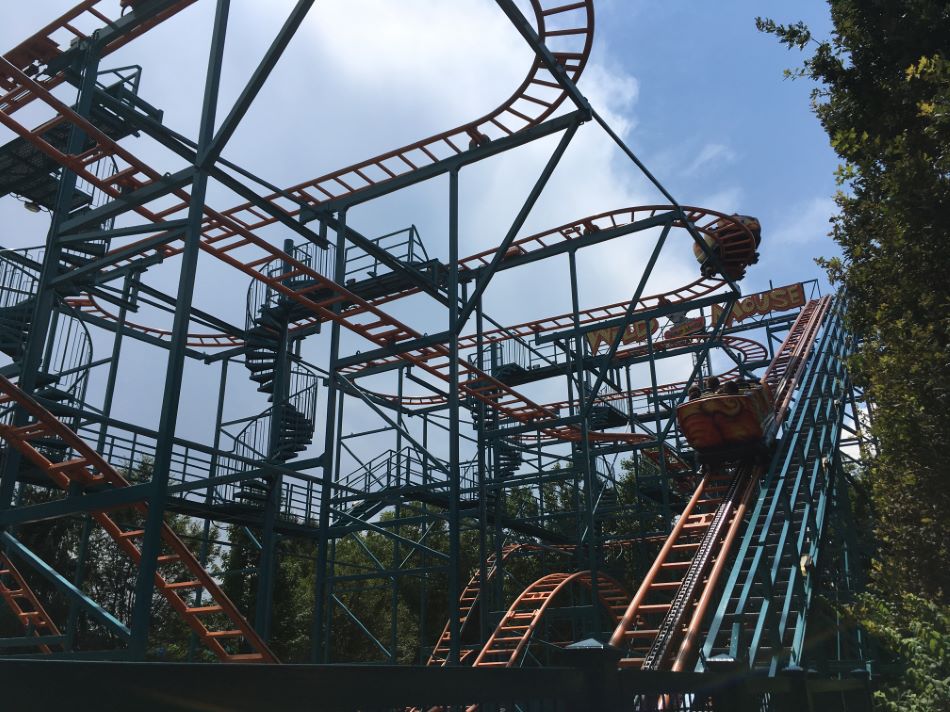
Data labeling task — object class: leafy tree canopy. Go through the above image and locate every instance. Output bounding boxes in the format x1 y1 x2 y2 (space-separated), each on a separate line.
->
758 3 950 708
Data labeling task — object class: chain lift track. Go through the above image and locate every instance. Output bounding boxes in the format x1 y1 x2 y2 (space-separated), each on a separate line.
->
604 297 834 675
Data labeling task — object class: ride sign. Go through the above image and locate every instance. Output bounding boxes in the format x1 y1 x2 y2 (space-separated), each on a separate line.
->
711 283 806 327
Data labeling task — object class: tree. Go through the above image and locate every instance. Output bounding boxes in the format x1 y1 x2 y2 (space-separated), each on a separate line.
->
758 4 950 708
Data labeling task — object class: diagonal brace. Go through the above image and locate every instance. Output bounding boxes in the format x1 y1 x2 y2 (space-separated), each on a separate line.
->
1 532 130 641
580 222 673 421
200 0 316 167
457 117 580 331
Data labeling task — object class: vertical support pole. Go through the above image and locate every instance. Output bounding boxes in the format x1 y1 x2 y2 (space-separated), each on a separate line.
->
645 324 671 527
447 168 462 664
323 389 345 658
391 366 405 662
312 210 347 662
419 414 429 662
129 0 231 659
189 357 229 660
475 297 490 645
568 249 598 630
64 517 93 651
65 272 135 650
96 273 134 450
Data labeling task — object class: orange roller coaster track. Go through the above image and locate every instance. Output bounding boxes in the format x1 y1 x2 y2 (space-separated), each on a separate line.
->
472 570 629 668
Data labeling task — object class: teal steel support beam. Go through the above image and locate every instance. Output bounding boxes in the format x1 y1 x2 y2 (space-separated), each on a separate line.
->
2 532 130 642
128 0 230 660
0 44 102 511
446 168 462 664
456 117 580 331
200 0 315 167
578 223 673 423
312 212 348 662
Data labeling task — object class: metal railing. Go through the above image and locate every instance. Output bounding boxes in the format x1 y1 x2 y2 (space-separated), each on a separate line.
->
344 224 430 281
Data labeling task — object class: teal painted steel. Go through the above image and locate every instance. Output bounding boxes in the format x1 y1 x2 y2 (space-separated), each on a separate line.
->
701 298 856 672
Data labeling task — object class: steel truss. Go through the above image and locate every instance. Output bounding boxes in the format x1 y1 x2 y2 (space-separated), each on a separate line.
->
0 1 869 709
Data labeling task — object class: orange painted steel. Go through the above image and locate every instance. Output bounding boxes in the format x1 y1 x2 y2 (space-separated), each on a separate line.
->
50 0 594 282
0 12 764 454
537 335 769 413
0 17 603 443
607 470 733 668
1 0 198 116
670 471 757 671
0 376 278 663
471 570 629 670
676 385 774 457
459 205 756 276
198 0 594 251
338 271 730 384
426 543 559 667
0 553 63 654
763 296 832 427
456 277 724 350
639 467 759 671
66 296 245 349
357 325 766 411
0 57 562 435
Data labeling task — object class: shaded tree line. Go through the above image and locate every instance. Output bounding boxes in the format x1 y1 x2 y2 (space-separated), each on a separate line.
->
758 4 950 708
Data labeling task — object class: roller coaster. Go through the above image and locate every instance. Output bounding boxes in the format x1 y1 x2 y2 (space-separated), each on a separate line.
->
0 2 873 710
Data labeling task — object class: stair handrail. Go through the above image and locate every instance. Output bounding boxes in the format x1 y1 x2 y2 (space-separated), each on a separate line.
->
0 247 94 412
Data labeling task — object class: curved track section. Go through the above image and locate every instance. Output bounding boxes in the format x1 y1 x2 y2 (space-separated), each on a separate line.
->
2 6 756 451
472 570 629 668
210 1 594 231
1 0 197 116
71 208 731 355
68 295 244 349
82 0 595 273
459 204 757 277
539 335 768 413
428 543 520 666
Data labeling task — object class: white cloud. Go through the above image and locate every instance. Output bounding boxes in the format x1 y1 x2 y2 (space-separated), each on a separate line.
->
771 196 837 245
684 142 737 176
695 186 744 214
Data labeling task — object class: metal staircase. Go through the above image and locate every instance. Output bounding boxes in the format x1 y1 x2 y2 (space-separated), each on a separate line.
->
0 375 277 662
0 552 63 654
0 248 92 422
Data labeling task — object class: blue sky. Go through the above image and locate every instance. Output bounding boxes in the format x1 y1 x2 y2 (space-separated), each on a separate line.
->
596 0 840 294
0 1 842 465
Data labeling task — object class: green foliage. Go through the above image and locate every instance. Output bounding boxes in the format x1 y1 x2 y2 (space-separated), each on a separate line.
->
856 593 950 711
759 3 950 706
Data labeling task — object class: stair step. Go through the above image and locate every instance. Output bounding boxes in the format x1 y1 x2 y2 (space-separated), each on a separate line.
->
206 629 244 639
